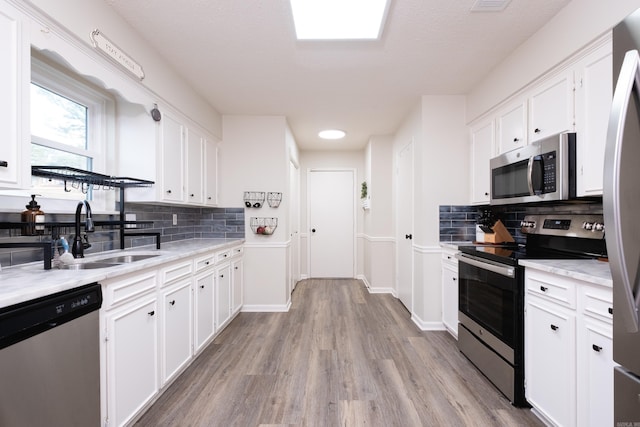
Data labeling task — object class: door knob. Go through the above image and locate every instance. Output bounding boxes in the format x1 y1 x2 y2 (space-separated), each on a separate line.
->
405 234 412 240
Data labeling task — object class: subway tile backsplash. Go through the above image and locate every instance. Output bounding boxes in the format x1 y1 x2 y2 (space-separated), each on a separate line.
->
0 204 244 268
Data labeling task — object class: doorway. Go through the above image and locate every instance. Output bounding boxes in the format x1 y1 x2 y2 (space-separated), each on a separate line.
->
307 169 355 278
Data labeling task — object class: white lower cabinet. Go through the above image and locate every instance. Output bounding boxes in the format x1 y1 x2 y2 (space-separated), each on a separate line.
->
100 244 244 426
441 249 458 338
160 279 193 385
105 293 159 427
231 256 244 315
525 268 613 427
215 263 232 330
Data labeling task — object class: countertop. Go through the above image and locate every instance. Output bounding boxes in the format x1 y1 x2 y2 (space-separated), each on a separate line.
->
0 238 244 309
519 258 612 287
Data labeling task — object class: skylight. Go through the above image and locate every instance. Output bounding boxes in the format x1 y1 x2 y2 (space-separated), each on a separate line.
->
290 0 390 40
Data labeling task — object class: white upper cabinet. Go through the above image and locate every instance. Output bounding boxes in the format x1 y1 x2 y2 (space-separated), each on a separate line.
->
496 100 527 154
160 111 186 203
204 137 218 206
186 127 204 205
528 71 575 142
574 39 613 197
470 119 494 205
0 1 29 189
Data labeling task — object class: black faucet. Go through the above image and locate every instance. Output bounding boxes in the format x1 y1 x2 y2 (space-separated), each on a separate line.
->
72 200 95 258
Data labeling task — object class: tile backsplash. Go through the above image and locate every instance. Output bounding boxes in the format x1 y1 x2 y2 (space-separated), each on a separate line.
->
0 203 244 268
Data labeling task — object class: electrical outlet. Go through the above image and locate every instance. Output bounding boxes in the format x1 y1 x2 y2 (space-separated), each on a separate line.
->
172 214 178 226
125 213 136 229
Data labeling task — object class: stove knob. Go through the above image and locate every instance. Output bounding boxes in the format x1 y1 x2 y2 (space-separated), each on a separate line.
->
582 221 594 230
593 222 605 232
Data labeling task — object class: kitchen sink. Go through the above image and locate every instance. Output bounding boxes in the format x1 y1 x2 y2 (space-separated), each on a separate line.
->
59 262 121 270
96 254 160 264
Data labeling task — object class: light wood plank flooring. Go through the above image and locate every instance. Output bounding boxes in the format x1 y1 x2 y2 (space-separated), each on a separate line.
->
136 279 543 426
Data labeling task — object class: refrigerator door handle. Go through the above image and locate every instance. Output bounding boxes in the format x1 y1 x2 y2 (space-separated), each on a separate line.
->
605 49 640 333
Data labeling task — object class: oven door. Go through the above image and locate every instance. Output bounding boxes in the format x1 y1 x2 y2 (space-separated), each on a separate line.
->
457 253 519 349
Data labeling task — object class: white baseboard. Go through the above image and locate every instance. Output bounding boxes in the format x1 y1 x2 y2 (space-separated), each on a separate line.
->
411 314 447 332
241 301 291 313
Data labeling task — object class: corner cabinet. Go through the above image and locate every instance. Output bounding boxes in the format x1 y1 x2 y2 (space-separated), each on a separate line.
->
0 1 30 189
470 119 494 204
100 244 243 427
524 267 614 427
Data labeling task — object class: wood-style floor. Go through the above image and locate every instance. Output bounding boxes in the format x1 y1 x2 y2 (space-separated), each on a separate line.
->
135 279 543 427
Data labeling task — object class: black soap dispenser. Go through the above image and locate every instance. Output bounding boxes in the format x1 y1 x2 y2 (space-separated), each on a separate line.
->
21 194 45 236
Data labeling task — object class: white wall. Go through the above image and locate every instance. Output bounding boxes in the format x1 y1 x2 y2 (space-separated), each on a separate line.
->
467 0 640 122
24 0 221 138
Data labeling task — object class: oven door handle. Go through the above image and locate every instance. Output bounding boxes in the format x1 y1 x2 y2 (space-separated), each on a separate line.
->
455 253 516 278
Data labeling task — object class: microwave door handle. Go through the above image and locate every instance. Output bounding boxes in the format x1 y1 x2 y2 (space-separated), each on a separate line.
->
526 156 536 196
604 49 640 333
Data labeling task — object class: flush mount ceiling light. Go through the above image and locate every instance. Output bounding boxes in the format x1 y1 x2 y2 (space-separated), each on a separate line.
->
290 0 390 40
318 129 346 140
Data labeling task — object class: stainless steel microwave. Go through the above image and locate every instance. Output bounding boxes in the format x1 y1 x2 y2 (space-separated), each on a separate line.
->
489 132 576 205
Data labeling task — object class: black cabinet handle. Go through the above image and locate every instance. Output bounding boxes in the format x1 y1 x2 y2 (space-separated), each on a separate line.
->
200 285 205 289
608 307 613 315
0 160 7 167
208 196 212 200
205 261 210 265
311 228 316 233
484 192 489 196
166 189 172 194
235 266 238 270
220 274 224 278
592 344 602 352
190 193 195 197
513 137 519 142
452 278 457 281
550 324 559 331
540 286 548 292
169 300 176 306
405 234 412 240
148 310 155 316
534 128 541 133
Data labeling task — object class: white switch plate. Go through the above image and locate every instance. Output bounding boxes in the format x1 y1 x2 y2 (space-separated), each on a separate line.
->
173 214 178 225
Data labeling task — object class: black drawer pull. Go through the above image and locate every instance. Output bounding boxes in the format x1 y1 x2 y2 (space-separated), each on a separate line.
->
540 286 548 292
608 307 613 315
169 300 176 306
200 285 205 289
592 344 602 352
550 324 559 331
0 160 7 167
148 310 155 316
220 274 224 278
166 189 172 194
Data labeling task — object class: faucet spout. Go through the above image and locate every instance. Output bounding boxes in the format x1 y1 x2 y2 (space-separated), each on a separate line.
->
72 200 94 258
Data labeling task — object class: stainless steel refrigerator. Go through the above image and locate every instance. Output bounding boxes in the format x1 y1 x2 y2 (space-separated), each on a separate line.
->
605 7 640 424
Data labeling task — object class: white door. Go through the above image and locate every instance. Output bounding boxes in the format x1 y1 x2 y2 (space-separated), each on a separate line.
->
308 169 355 278
396 142 413 311
289 160 300 292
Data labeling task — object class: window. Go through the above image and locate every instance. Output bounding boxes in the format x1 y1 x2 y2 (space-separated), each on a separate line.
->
30 53 114 200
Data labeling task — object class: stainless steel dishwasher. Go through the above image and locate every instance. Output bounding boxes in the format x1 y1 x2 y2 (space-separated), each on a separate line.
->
0 283 102 427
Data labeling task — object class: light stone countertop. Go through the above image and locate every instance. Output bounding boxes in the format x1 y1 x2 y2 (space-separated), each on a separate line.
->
0 238 244 309
519 258 612 287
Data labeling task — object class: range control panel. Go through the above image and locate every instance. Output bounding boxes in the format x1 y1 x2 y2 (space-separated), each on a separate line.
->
520 214 605 239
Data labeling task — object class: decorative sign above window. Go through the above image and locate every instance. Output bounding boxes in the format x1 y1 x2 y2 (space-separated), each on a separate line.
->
89 29 145 80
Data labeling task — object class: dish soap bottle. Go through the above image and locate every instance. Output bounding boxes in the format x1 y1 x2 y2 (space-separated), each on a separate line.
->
21 194 45 236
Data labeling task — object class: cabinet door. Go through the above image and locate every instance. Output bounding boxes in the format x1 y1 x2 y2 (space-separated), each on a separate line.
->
528 72 574 142
525 298 576 427
497 101 527 154
106 297 158 427
231 257 243 314
441 260 458 337
186 127 204 205
470 120 494 204
194 270 215 353
215 264 231 330
0 2 28 189
577 320 615 427
160 113 185 202
161 280 192 384
204 137 218 206
574 42 612 197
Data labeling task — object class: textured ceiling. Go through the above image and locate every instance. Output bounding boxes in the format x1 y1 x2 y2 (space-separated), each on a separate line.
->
104 0 571 150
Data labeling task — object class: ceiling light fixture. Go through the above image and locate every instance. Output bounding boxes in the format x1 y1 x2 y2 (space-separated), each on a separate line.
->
318 129 346 140
290 0 389 40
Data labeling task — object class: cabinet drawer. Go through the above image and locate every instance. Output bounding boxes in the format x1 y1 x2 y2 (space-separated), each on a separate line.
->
526 270 576 309
103 271 157 309
581 285 613 324
230 246 243 258
195 253 215 272
161 260 193 286
441 251 458 266
216 250 231 263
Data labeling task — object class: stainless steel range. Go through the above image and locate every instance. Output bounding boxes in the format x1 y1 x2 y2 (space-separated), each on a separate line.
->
456 213 607 407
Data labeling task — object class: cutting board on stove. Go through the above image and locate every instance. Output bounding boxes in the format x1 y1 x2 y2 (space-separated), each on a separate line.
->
483 220 515 244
